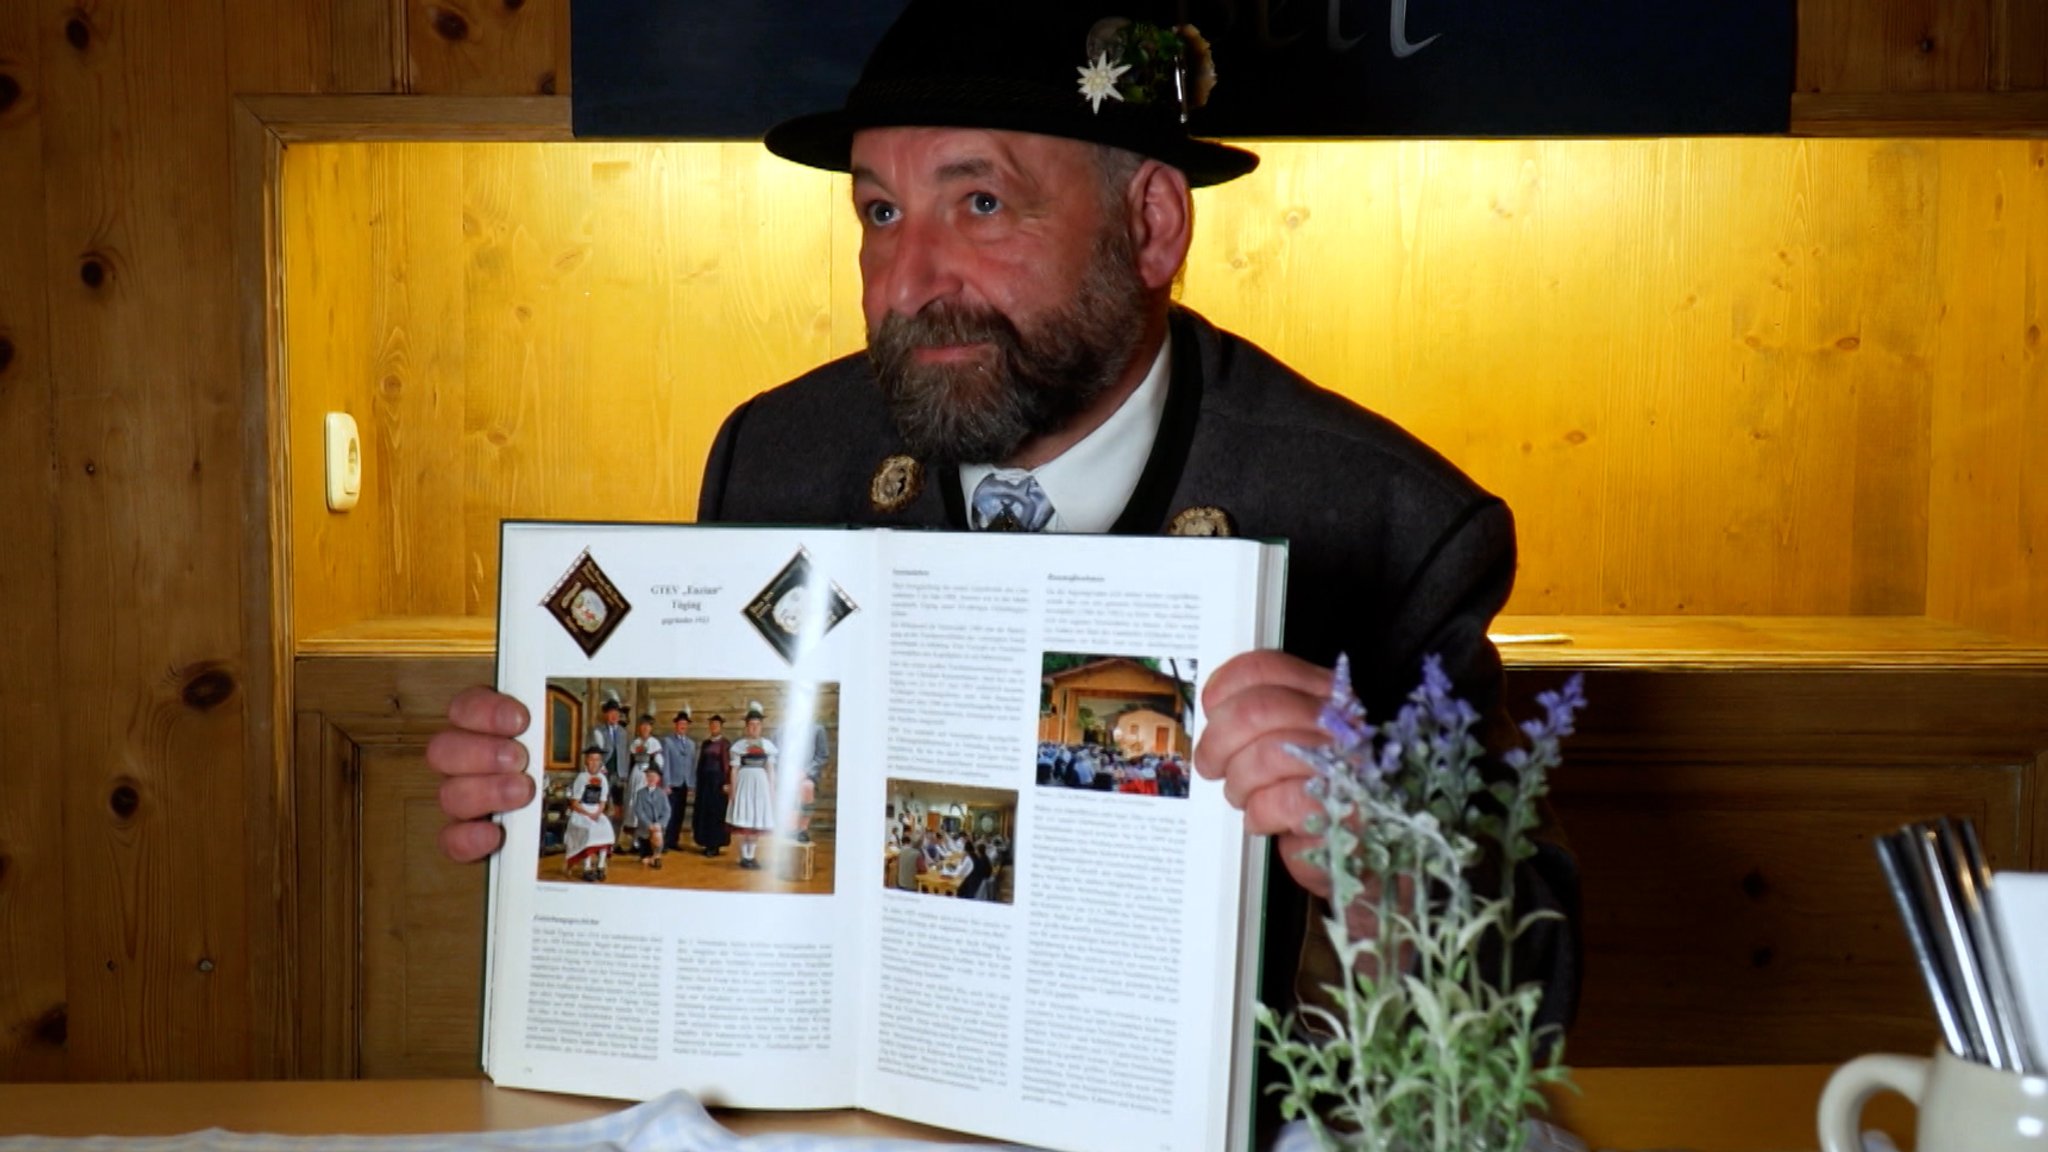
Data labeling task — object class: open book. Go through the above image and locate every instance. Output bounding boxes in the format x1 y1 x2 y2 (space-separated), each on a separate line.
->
484 521 1288 1152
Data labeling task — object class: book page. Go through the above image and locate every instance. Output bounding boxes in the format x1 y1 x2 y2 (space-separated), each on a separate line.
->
487 523 887 1109
852 532 1281 1152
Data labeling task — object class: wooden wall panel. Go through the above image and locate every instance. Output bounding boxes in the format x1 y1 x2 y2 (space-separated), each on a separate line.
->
284 142 383 638
285 142 471 637
0 0 68 1082
1799 0 1997 93
404 0 566 96
282 137 2048 633
224 0 402 94
293 655 493 1078
1515 666 2048 1064
1187 139 1938 617
285 141 845 633
1557 759 2025 1065
1926 140 2048 643
358 740 487 1077
36 0 262 1077
1994 0 2048 89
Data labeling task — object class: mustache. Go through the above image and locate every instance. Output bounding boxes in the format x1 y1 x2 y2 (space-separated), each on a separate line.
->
872 302 1022 356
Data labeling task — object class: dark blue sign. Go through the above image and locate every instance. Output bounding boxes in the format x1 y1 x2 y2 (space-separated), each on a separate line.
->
572 0 1793 139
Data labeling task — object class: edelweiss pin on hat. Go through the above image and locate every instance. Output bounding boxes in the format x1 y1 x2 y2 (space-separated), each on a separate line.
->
764 0 1258 187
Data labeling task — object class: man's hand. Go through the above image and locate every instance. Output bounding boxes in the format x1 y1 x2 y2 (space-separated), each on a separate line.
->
426 686 537 863
1194 649 1338 901
1199 650 1414 973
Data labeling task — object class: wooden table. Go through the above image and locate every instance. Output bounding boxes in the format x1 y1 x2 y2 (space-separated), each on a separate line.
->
0 1067 1921 1149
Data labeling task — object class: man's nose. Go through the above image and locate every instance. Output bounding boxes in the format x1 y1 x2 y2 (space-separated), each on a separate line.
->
879 217 965 318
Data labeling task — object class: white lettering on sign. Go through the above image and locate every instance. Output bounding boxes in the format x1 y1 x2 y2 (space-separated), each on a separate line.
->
1213 0 1442 58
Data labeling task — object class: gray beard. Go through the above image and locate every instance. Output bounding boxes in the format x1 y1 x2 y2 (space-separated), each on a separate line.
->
867 231 1147 465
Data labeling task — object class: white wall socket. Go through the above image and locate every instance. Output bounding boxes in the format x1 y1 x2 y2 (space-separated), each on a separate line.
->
324 412 362 512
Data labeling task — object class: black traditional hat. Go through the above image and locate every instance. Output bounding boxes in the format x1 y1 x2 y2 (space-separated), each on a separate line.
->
764 0 1258 187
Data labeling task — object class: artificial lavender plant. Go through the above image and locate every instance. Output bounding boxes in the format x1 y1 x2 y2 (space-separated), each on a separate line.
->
1259 655 1586 1152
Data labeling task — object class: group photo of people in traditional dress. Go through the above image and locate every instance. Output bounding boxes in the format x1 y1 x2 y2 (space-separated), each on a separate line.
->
1036 654 1195 798
538 677 839 895
883 780 1018 904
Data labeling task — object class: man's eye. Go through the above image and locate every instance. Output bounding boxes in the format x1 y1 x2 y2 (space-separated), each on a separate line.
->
968 192 1001 215
862 201 899 226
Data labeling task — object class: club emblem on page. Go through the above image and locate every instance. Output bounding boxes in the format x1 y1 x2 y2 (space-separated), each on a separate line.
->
542 549 632 658
744 548 858 663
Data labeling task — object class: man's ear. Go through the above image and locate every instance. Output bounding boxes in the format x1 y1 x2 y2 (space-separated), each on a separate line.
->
1127 161 1193 292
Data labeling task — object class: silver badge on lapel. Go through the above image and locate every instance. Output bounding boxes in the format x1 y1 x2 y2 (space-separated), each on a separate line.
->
870 454 923 513
1168 506 1235 537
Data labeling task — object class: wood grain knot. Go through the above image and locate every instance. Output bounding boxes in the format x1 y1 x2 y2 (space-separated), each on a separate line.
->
0 73 20 113
430 7 471 41
0 336 14 375
1740 868 1769 900
181 665 237 712
0 852 9 886
538 70 556 95
504 0 525 10
80 257 107 289
31 1004 66 1047
1835 336 1860 352
108 782 140 819
64 15 90 51
1750 946 1774 968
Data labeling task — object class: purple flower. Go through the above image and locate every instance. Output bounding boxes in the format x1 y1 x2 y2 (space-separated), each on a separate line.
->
1317 654 1373 756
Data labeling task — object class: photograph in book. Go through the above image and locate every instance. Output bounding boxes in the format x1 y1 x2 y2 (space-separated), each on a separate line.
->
539 676 839 894
1036 654 1197 798
883 779 1018 904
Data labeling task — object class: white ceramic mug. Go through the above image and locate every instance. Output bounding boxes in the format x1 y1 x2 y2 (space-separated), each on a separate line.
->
1819 1049 2048 1152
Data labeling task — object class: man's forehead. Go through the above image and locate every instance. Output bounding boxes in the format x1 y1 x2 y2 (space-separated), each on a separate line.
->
849 126 1092 180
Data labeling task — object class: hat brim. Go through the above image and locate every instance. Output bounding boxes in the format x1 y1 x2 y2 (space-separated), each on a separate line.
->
764 108 1259 188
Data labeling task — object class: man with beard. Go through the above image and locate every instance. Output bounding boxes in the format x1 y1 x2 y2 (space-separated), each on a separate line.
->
428 0 1577 1128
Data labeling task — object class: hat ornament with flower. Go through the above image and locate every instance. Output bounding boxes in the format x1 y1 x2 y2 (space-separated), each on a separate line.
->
1076 18 1217 122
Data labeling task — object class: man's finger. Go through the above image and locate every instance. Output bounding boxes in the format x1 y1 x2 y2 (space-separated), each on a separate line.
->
440 771 538 823
1211 735 1320 812
447 686 531 738
1200 649 1332 713
1241 775 1322 839
439 820 507 864
426 730 529 779
1194 680 1325 783
1274 832 1336 902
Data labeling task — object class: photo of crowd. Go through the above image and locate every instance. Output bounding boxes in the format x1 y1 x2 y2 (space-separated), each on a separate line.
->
1036 654 1195 798
883 780 1018 904
539 677 839 895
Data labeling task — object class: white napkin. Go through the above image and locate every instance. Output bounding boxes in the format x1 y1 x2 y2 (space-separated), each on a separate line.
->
1989 871 2048 1071
0 1091 1015 1152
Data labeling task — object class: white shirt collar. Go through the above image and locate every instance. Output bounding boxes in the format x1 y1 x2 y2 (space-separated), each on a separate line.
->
958 337 1172 534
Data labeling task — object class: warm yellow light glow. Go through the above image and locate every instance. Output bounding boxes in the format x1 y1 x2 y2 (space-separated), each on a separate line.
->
284 137 2048 637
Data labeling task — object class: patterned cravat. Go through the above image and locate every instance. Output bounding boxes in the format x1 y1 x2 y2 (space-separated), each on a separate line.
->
969 469 1055 532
